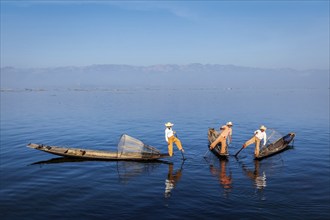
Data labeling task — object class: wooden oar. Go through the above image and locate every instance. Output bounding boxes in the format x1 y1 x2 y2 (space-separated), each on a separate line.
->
181 150 186 160
203 149 210 158
234 146 245 157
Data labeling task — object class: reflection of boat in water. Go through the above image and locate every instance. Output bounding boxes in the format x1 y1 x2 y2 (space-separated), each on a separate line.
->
256 131 295 160
207 128 229 159
30 156 170 184
30 157 94 165
27 134 169 161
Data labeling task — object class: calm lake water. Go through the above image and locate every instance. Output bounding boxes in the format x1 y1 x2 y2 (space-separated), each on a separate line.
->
1 87 329 219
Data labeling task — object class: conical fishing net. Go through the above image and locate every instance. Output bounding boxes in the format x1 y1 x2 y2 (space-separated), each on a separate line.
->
265 129 283 145
259 129 294 158
117 134 160 158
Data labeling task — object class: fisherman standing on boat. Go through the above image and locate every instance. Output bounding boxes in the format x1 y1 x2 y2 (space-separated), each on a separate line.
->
165 122 184 157
242 125 267 158
209 122 233 154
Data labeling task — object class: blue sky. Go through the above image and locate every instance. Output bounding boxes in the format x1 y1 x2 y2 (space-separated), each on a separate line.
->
1 0 329 69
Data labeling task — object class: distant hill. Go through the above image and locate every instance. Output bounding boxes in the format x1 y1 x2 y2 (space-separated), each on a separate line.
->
0 64 328 89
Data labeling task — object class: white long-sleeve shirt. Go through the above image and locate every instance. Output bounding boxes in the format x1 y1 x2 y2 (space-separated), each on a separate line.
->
165 128 174 142
254 129 267 145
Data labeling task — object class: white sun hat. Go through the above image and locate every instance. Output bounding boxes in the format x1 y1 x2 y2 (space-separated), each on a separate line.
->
165 122 174 127
260 125 267 130
226 121 233 126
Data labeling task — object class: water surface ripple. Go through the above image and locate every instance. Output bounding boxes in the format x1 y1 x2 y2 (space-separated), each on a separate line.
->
1 88 329 219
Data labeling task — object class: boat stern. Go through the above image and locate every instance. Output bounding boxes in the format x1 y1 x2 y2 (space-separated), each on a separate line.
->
27 143 41 149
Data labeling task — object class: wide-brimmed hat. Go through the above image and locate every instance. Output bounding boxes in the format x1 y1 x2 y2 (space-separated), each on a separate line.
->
260 125 267 131
226 122 233 126
165 122 174 127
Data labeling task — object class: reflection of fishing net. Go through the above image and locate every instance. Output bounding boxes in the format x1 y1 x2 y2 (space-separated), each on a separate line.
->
116 161 161 184
117 134 160 158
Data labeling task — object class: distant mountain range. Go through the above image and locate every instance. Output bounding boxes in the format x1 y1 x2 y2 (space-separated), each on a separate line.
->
1 64 329 89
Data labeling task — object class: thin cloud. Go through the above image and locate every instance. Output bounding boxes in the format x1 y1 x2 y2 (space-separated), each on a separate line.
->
106 1 200 20
3 0 200 20
4 0 200 20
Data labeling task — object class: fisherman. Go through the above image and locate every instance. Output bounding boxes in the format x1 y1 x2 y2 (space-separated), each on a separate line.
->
242 125 267 157
165 122 184 157
209 122 233 154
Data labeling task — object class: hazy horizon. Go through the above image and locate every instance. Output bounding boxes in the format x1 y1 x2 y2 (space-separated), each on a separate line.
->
1 63 329 71
1 63 328 90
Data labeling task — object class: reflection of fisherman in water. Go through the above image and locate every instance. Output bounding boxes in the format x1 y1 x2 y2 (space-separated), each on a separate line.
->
165 163 183 198
209 159 232 197
241 160 266 190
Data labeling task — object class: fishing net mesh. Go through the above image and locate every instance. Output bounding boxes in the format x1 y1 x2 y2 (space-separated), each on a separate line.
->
117 134 160 156
266 129 283 145
259 129 285 155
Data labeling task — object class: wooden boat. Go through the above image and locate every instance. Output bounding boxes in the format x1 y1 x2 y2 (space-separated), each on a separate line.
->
27 143 169 161
30 156 173 165
27 134 169 161
208 128 229 159
255 132 295 160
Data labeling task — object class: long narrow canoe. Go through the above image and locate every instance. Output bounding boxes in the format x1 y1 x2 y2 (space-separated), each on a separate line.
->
255 132 295 160
207 128 229 159
27 143 169 161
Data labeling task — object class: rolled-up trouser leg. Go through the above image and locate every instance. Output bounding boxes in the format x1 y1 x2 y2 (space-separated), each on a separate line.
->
244 136 256 148
168 136 182 156
220 136 227 154
168 137 174 156
254 139 261 157
173 136 182 151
